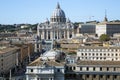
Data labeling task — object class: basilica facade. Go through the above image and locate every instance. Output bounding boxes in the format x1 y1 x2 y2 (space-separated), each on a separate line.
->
37 3 75 40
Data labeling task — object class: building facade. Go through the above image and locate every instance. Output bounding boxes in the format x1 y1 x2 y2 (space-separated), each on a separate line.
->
79 24 96 34
26 59 65 80
65 60 120 80
77 46 120 61
37 3 75 40
96 22 120 37
0 47 20 75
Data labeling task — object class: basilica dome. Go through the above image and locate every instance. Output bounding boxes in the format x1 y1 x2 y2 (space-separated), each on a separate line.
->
50 3 66 23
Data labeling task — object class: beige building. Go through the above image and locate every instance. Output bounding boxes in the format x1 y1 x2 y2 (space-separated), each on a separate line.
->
0 47 20 75
65 60 120 80
77 46 120 61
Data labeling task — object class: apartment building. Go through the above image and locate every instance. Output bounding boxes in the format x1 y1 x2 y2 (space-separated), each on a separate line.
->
0 47 20 75
77 46 120 61
65 60 120 80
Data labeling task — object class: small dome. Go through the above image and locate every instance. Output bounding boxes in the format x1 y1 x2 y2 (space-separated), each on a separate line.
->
51 3 65 18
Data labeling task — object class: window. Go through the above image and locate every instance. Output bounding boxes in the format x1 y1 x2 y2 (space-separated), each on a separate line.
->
81 53 84 55
30 69 33 72
73 74 76 78
73 67 76 70
104 57 106 60
1 59 3 61
100 67 102 71
80 67 82 71
96 53 98 56
93 75 96 78
100 75 103 78
114 75 117 79
87 67 89 71
80 75 82 78
70 67 72 70
112 54 114 56
107 75 110 78
93 67 95 71
57 69 60 72
37 78 40 80
87 75 89 78
1 63 3 66
96 57 98 59
114 67 116 71
50 78 53 80
107 67 109 71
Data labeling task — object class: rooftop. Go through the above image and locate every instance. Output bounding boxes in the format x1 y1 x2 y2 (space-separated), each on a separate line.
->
0 47 19 54
77 60 120 66
78 46 120 49
28 57 64 66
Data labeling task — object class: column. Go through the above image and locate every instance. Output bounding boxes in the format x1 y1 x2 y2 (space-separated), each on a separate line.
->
57 30 58 39
59 30 61 39
39 44 42 52
50 31 53 40
89 75 93 80
58 30 60 39
42 31 45 39
65 30 67 39
67 30 70 39
46 31 48 40
96 75 99 80
103 75 106 80
34 43 37 52
72 29 74 38
54 30 55 39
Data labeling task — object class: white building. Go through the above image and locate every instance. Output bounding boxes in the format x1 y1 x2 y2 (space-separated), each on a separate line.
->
77 16 120 37
96 23 107 37
37 3 75 40
96 21 120 37
77 46 120 61
26 46 66 80
26 58 65 80
40 49 62 60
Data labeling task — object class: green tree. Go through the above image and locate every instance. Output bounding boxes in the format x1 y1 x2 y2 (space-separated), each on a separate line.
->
99 34 110 42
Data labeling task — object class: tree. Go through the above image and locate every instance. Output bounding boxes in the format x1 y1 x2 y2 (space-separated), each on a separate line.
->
99 34 110 42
